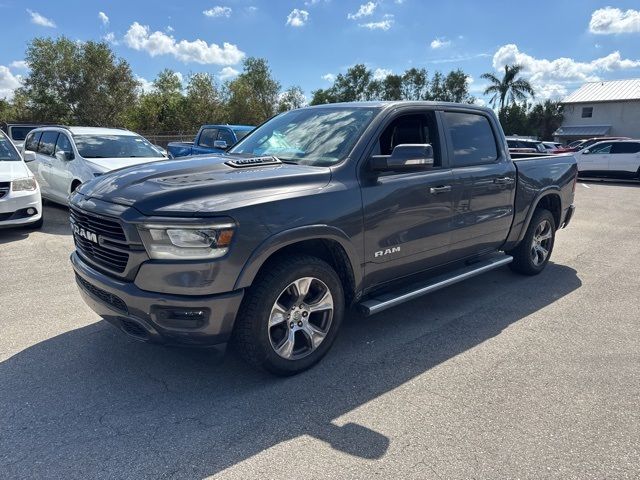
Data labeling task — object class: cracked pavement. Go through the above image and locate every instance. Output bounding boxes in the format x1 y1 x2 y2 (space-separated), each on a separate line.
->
1 180 639 479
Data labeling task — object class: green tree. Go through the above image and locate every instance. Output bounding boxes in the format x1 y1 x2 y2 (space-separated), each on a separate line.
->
429 70 474 103
184 72 222 128
0 98 16 122
481 64 535 109
277 86 306 113
16 37 138 126
498 102 530 136
225 57 281 124
128 69 186 133
528 100 563 140
401 68 429 100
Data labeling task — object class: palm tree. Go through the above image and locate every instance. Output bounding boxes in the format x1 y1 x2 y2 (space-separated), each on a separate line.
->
481 64 535 109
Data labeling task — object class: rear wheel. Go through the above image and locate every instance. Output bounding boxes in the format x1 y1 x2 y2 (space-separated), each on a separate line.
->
508 208 556 275
232 255 344 376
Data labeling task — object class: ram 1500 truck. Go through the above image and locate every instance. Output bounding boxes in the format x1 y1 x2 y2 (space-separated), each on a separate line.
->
69 101 577 375
166 124 254 158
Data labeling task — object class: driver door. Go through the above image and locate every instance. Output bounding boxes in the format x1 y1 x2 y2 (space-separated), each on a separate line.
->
49 133 76 200
361 110 455 288
579 142 612 173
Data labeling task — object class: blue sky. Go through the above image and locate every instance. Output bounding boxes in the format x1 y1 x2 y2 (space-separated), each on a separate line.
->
2 0 640 104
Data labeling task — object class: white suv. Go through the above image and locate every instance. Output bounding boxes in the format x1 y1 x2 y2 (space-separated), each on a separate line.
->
574 139 640 179
0 131 42 229
22 126 166 205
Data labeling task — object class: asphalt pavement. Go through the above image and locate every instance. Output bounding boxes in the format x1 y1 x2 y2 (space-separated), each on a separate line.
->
0 180 638 479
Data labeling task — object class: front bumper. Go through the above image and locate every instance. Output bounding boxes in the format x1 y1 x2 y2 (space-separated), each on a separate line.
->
71 251 244 346
0 187 42 228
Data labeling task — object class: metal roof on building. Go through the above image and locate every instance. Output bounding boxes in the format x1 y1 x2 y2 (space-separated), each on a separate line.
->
553 125 611 137
562 79 640 104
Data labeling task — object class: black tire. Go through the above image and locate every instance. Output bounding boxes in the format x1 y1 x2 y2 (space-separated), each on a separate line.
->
30 216 44 229
232 255 345 376
508 208 556 275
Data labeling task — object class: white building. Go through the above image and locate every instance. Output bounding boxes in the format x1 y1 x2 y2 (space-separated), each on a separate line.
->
554 79 640 142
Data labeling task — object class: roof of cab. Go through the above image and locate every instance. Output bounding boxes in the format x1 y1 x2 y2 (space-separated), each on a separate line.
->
304 100 493 114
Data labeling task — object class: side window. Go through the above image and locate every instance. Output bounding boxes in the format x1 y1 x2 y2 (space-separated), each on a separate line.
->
590 143 612 154
198 128 218 148
25 131 42 151
581 107 593 118
611 142 640 154
444 111 498 167
38 131 59 156
55 134 74 159
376 112 442 167
217 129 235 146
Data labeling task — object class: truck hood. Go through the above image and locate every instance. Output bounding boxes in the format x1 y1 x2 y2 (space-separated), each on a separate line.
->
77 154 332 216
0 160 32 181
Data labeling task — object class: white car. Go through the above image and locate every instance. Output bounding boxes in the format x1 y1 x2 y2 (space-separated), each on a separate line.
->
0 131 42 229
574 139 640 179
22 126 166 205
542 141 563 153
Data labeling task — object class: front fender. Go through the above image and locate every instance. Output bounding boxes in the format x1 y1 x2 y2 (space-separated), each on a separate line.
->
233 225 362 292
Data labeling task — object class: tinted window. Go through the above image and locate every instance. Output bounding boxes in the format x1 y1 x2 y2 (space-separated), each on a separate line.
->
10 126 37 141
611 142 640 154
217 129 235 146
233 129 252 141
590 142 612 154
55 134 74 159
445 112 498 167
0 135 20 161
198 128 218 148
581 107 593 118
38 131 59 156
25 131 42 151
376 112 441 166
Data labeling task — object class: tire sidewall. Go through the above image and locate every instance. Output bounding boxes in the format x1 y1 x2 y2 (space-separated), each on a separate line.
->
524 210 556 273
246 259 345 375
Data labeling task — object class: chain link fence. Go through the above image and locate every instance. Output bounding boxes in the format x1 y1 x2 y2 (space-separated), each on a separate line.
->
138 132 198 148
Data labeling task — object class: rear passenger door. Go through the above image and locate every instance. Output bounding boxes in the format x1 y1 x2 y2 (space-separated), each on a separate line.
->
443 110 516 260
609 142 640 175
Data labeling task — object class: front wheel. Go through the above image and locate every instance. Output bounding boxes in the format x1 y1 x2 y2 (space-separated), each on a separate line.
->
232 255 345 375
508 208 556 275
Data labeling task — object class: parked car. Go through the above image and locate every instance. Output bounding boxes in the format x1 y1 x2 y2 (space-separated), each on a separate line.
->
542 141 563 153
70 101 577 375
22 126 166 205
506 137 546 154
0 130 42 229
1 122 44 150
553 136 630 153
167 124 254 158
574 139 640 179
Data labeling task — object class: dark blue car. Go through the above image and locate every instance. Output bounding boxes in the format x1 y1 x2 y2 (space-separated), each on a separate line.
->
167 124 254 158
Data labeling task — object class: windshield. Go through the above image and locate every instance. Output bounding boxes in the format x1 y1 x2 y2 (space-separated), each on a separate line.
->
73 134 165 159
0 135 20 161
233 129 252 142
229 107 378 166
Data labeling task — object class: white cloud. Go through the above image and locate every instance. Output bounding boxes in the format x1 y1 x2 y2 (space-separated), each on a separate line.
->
373 68 392 80
246 6 258 13
0 66 22 100
473 98 486 107
203 6 232 18
492 43 640 99
219 66 239 80
135 75 154 93
305 0 328 5
321 73 336 82
166 26 174 32
10 60 28 69
103 32 118 45
359 14 393 31
589 7 640 34
286 9 309 27
348 2 376 19
124 22 245 65
430 37 451 49
27 9 56 28
98 11 109 26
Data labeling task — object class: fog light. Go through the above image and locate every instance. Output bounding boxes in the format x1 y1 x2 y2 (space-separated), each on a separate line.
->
27 208 36 216
152 307 209 329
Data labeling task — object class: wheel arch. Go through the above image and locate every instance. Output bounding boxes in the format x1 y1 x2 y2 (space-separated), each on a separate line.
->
517 188 563 243
234 226 362 305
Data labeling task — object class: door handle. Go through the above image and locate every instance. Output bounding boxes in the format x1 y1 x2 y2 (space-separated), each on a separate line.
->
494 177 515 185
429 185 452 194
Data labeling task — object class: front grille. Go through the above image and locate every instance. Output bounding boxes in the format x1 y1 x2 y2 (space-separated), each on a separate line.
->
75 274 127 313
120 319 148 339
70 207 130 273
0 182 9 200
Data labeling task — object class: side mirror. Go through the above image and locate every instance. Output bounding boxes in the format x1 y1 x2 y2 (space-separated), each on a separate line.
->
582 149 590 155
56 150 74 161
370 144 435 172
214 140 228 149
23 150 36 163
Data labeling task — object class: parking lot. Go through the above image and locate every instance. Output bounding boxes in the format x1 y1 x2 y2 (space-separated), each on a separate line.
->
0 180 638 479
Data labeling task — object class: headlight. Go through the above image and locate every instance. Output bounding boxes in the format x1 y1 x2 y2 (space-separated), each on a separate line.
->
138 223 235 260
12 177 37 191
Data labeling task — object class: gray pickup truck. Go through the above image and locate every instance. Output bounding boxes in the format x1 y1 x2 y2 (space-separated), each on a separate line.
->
69 101 577 375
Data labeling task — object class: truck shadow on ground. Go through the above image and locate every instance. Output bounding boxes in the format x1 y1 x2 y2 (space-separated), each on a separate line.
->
0 203 71 244
0 263 581 478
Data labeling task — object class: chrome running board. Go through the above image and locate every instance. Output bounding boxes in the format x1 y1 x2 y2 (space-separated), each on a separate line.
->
359 253 513 316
